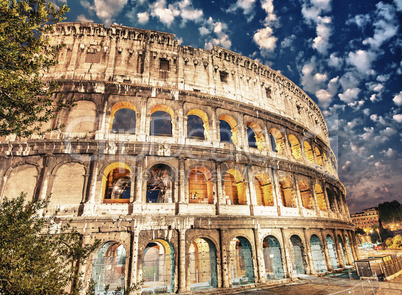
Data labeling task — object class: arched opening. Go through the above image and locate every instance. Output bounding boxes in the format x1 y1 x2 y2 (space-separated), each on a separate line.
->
290 235 307 275
303 141 314 164
142 239 174 293
224 169 246 205
345 235 354 264
189 167 213 204
315 147 323 166
150 105 174 137
310 235 327 273
110 102 137 133
254 173 274 206
51 163 85 206
187 109 209 140
263 236 285 280
279 177 296 208
299 180 314 209
323 153 332 173
326 235 339 269
4 164 38 202
102 163 131 203
315 184 327 210
337 235 347 266
189 238 218 290
146 164 174 203
229 237 255 285
335 192 344 213
219 115 238 145
326 188 337 212
92 241 126 294
64 100 97 134
288 134 302 160
269 128 285 155
247 122 264 150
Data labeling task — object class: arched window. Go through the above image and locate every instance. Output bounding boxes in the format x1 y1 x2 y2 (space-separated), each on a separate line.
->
310 235 327 273
189 167 213 204
229 237 255 285
247 122 264 150
219 115 238 144
279 177 296 207
315 147 323 166
189 238 218 289
146 164 174 203
299 180 314 209
290 235 307 275
303 141 314 164
110 102 137 134
288 134 302 160
315 184 327 210
187 109 209 140
254 173 274 206
326 188 337 212
111 109 136 133
150 105 174 137
224 169 246 205
187 115 204 139
269 128 285 155
326 235 339 269
263 236 285 280
103 163 131 203
92 241 126 294
323 153 332 173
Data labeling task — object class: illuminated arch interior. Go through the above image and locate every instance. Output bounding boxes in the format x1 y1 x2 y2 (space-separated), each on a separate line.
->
303 141 314 164
146 164 174 203
323 153 332 173
254 172 274 206
299 180 314 209
279 177 296 208
219 114 238 145
315 147 323 166
102 163 131 203
247 122 265 150
269 128 285 155
224 169 246 205
288 134 302 160
315 184 327 210
189 166 213 204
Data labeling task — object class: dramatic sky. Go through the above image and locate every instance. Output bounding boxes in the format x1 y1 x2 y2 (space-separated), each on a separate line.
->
59 0 401 213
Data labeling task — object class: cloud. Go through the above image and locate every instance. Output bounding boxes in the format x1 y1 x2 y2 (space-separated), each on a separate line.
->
328 53 342 69
362 2 399 49
227 0 257 21
76 14 94 22
346 50 376 75
253 0 279 55
150 0 180 27
315 89 332 108
339 88 360 103
281 35 296 49
382 148 397 158
395 0 402 11
393 114 402 123
393 91 402 106
199 26 210 36
137 12 149 24
177 0 203 24
301 0 332 55
93 0 128 26
379 127 397 137
204 20 231 49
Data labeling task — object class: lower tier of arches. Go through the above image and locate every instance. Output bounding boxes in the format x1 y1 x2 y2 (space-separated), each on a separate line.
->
77 217 358 294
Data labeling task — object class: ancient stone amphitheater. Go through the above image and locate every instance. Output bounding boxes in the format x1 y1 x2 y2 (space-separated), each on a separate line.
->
0 22 357 294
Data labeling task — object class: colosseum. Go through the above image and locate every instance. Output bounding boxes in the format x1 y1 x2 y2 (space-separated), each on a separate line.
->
0 22 357 294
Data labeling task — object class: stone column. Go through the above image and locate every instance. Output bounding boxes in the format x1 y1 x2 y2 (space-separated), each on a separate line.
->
303 228 314 275
333 230 345 268
253 228 265 283
131 229 140 287
134 158 144 203
179 157 186 203
178 229 187 292
293 175 304 216
38 154 55 201
271 169 283 215
320 230 333 271
280 228 291 278
219 229 230 288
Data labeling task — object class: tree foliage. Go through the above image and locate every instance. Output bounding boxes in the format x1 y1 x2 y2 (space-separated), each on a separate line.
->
0 0 69 137
0 193 100 294
378 200 402 223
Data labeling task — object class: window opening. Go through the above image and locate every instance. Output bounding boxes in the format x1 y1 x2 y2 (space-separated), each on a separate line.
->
150 111 172 136
219 120 232 143
104 168 131 203
219 71 228 82
146 165 173 203
187 115 205 139
111 108 136 134
247 127 257 149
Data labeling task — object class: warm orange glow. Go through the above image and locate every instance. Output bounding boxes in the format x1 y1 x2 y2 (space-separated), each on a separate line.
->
288 134 302 160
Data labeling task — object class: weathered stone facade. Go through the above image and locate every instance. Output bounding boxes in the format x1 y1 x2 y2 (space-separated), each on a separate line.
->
0 22 357 294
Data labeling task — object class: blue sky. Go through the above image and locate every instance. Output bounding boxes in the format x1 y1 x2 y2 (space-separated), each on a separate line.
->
59 0 401 213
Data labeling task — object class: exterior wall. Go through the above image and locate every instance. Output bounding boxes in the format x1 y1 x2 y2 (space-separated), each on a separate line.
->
0 22 356 293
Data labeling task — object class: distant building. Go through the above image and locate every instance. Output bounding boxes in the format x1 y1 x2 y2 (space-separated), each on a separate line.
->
351 207 379 232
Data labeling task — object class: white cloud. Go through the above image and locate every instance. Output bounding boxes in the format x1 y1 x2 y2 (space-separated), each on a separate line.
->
150 0 180 27
393 91 402 106
137 12 149 24
177 0 203 23
379 127 397 137
395 0 402 11
76 14 94 22
363 108 370 116
346 14 370 28
347 50 376 75
328 53 342 69
393 114 402 123
339 88 360 103
315 89 332 108
228 0 257 20
199 26 210 36
93 0 128 26
281 35 296 48
253 27 277 52
362 2 399 49
382 148 396 158
204 21 231 49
